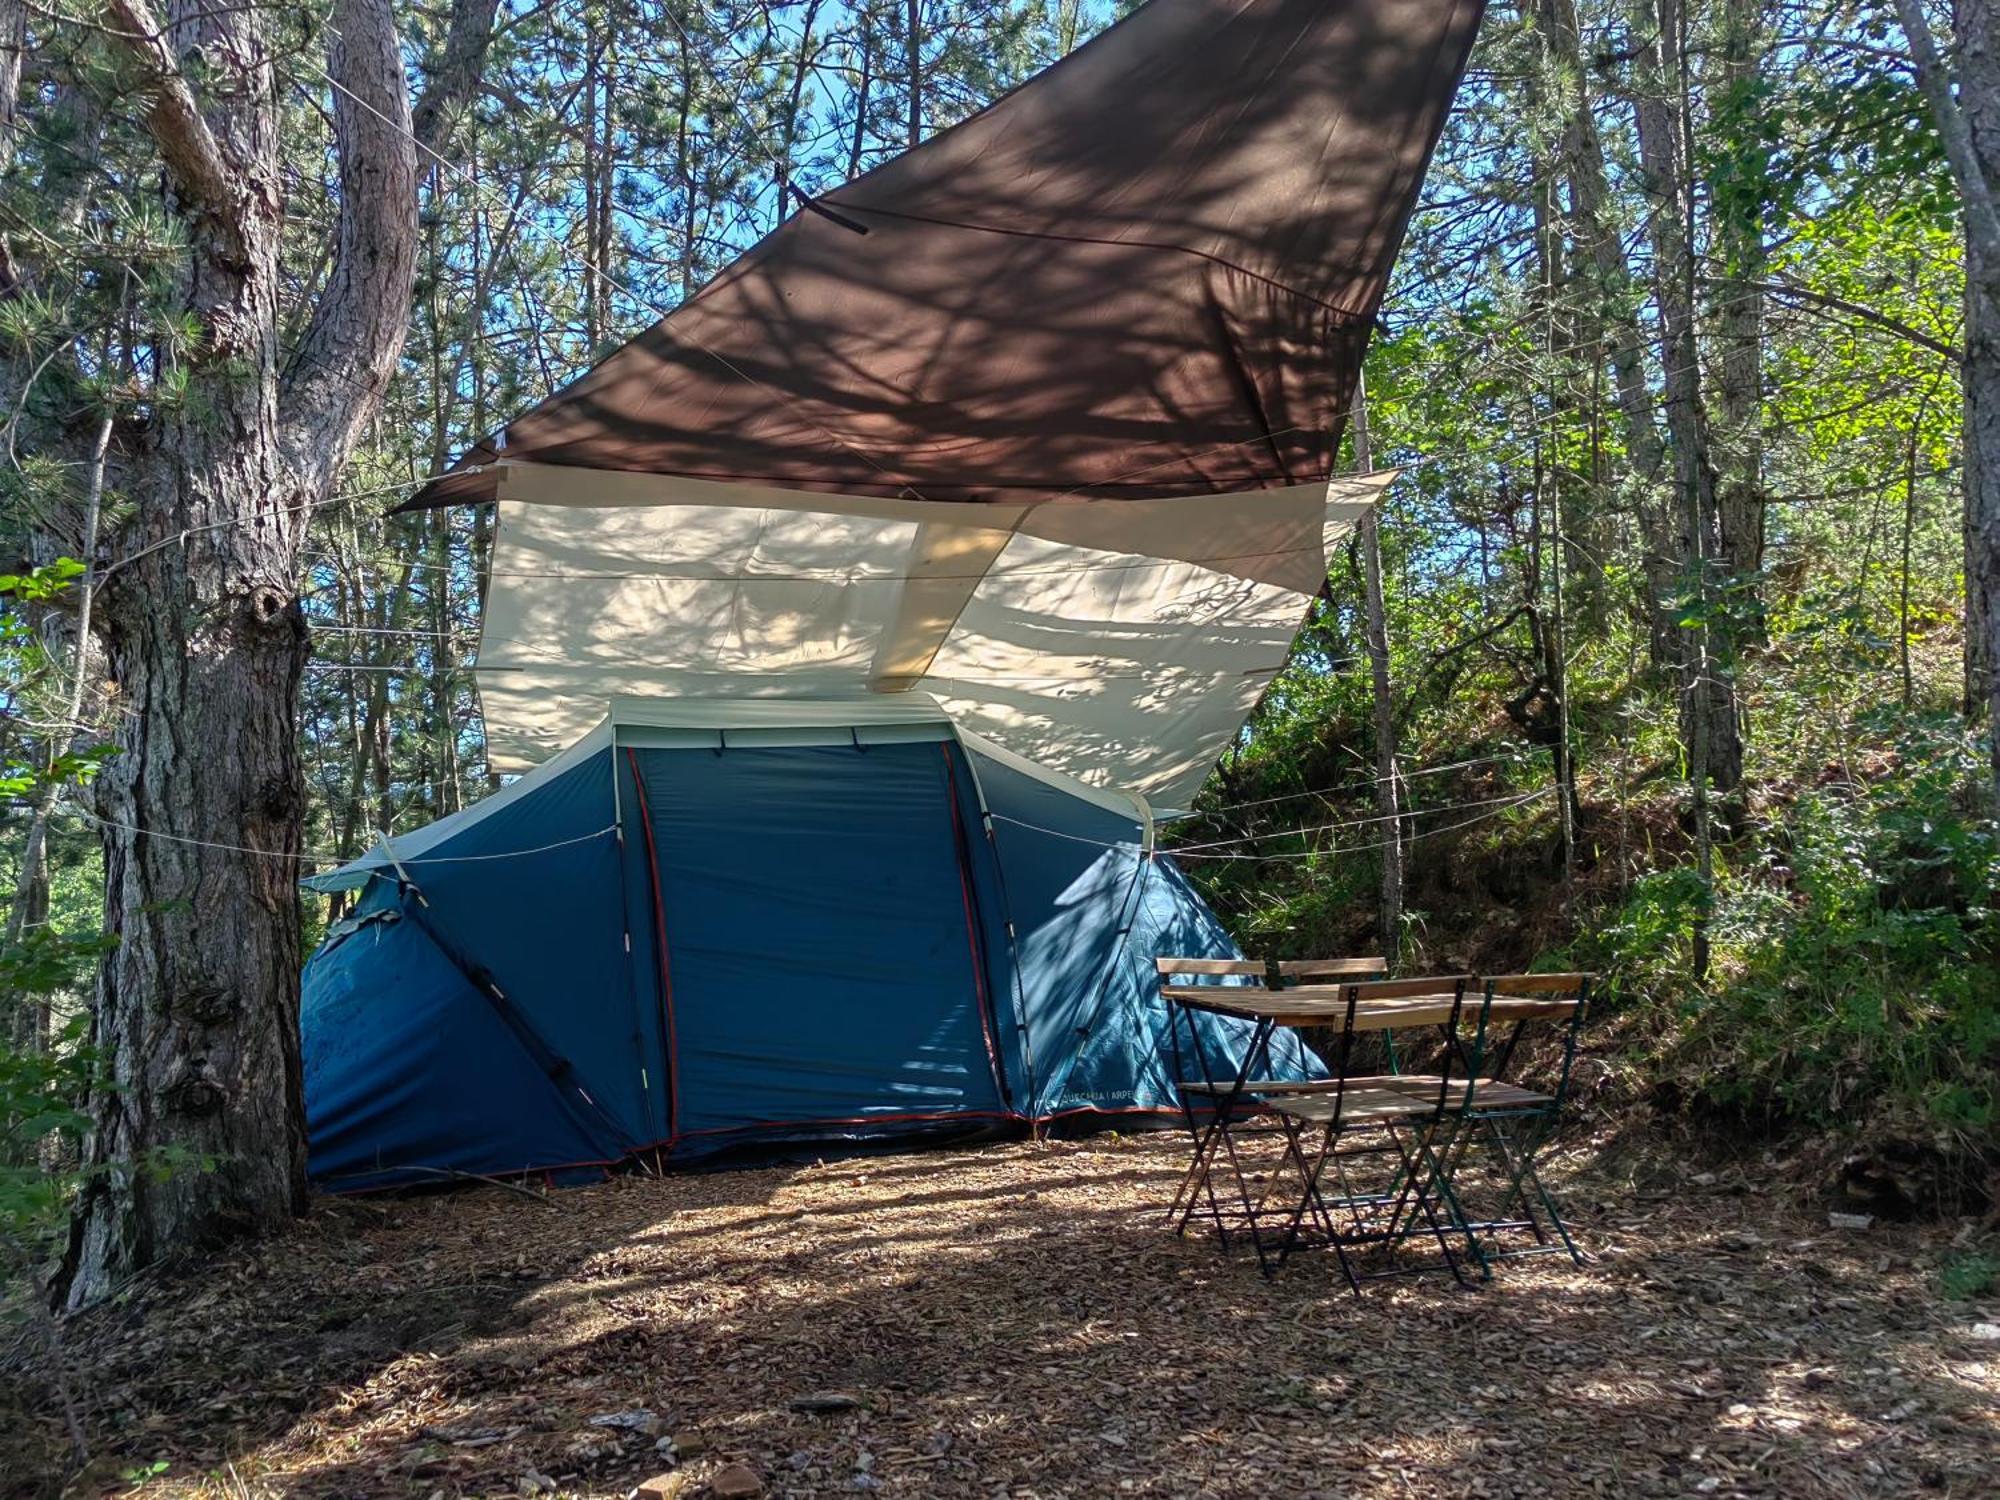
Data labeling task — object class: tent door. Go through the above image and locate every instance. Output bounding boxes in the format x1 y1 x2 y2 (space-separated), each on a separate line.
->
623 740 1009 1145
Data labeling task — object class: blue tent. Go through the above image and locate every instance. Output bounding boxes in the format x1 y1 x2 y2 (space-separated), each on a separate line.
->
302 702 1322 1190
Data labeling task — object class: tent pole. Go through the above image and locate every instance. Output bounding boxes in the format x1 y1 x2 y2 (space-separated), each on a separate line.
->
625 749 682 1148
941 744 1012 1110
954 737 1040 1117
609 730 664 1145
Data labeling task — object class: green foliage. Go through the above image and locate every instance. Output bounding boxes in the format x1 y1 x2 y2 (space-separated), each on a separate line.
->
0 1013 96 1245
1938 1251 2000 1301
0 562 119 1275
1710 719 1995 1136
1171 1 1996 1200
0 558 85 600
1561 714 1999 1146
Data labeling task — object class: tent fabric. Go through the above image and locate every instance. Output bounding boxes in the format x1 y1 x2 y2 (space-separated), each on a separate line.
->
403 0 1483 511
961 745 1322 1117
471 470 1392 805
302 714 1324 1189
620 742 1008 1138
303 886 632 1189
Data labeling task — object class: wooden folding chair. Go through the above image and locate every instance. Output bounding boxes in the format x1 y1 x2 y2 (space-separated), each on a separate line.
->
1259 977 1479 1291
1408 973 1593 1274
1154 956 1383 1258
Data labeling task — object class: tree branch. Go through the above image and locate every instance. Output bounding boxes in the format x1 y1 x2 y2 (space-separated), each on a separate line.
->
277 0 418 498
1890 0 2000 294
410 0 501 154
101 0 248 255
1733 275 1963 362
279 0 499 494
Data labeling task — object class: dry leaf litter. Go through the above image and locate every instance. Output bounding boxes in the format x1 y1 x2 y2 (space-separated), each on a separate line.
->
2 1130 1994 1498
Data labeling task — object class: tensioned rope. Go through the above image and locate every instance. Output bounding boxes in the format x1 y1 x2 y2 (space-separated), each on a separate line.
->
1167 789 1545 853
987 784 1554 859
1172 789 1554 862
54 768 1554 875
1154 746 1547 820
102 475 453 580
66 806 615 867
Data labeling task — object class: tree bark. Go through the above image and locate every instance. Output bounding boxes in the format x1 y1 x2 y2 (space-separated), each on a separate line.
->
1712 0 1767 613
1893 0 2000 787
1629 0 1744 797
71 0 305 1302
1969 222 2000 748
1540 0 1674 663
848 11 876 180
582 14 605 348
0 0 22 292
63 0 455 1307
1351 378 1403 966
0 0 19 166
411 0 501 155
906 0 922 149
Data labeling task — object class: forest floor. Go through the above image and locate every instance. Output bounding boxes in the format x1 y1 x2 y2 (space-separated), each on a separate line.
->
3 1128 1996 1500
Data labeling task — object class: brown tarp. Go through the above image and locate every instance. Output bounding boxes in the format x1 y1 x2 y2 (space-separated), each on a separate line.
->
405 0 1483 511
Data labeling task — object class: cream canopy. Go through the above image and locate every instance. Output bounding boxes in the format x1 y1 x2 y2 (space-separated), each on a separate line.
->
472 462 1395 811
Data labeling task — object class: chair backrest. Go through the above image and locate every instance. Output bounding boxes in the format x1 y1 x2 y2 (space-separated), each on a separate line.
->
1474 973 1593 1105
1153 957 1273 984
1317 976 1473 1128
1152 955 1387 992
1485 972 1591 999
1315 976 1473 1003
1273 956 1386 983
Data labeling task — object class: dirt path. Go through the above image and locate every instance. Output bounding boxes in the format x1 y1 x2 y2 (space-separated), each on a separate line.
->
4 1133 1994 1498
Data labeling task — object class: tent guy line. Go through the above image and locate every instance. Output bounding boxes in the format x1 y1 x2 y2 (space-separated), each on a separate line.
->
98 471 480 582
65 807 618 868
1167 789 1552 851
988 786 1556 858
1169 788 1558 861
72 785 1547 868
1154 746 1550 819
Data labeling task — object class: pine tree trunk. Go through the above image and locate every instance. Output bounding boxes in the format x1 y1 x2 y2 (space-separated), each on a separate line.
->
581 14 604 348
1969 231 2000 750
848 14 876 180
1891 0 2000 788
0 0 21 180
906 0 922 149
1955 0 2000 761
1713 0 1767 612
75 433 316 1298
0 0 21 297
65 0 430 1306
1351 380 1403 965
1630 0 1744 796
1541 0 1673 664
65 0 299 1302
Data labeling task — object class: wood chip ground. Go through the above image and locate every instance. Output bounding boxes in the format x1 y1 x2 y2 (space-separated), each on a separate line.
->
3 1131 1994 1497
